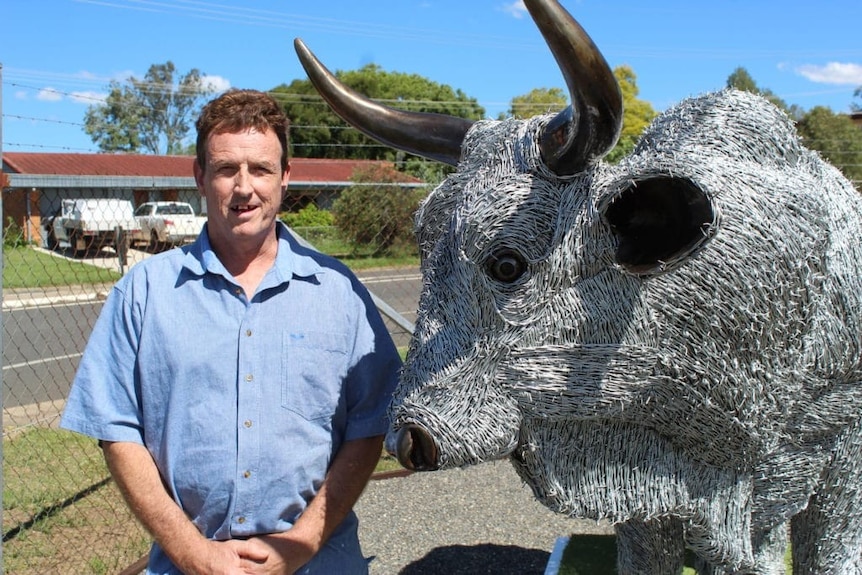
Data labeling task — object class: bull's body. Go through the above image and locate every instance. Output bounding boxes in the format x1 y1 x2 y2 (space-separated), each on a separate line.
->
400 92 862 573
295 2 862 572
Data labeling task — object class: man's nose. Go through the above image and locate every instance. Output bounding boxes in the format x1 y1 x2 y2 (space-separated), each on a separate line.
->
233 168 252 192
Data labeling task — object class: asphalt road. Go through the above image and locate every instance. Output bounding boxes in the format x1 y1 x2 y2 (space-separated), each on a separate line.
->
357 461 612 574
1 246 421 428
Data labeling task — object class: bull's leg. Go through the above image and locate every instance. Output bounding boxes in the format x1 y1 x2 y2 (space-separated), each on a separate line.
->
790 420 862 575
690 523 788 575
616 516 685 575
750 522 789 575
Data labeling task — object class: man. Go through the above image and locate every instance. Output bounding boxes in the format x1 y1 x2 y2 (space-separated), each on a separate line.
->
61 89 401 574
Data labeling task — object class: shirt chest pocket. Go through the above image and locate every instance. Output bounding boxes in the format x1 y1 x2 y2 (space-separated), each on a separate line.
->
282 330 350 420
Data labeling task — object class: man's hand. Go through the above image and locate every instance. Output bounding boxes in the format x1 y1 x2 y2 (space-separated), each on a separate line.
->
238 534 315 575
179 539 266 575
237 435 384 574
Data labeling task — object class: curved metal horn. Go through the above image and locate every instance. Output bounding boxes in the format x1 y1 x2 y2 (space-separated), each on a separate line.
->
525 0 623 176
293 38 474 166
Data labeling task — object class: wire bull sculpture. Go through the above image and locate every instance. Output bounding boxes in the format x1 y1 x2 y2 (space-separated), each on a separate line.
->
295 0 862 572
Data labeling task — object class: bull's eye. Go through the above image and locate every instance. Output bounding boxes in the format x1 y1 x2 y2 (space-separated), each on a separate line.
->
487 249 527 283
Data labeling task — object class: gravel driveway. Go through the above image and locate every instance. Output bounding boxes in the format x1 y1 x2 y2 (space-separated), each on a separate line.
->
356 461 612 574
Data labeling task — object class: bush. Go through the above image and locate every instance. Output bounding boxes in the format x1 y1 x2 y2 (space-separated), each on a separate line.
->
280 203 334 228
332 164 428 257
4 217 28 248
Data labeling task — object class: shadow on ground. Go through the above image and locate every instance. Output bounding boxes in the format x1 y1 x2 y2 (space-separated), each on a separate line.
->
392 543 550 574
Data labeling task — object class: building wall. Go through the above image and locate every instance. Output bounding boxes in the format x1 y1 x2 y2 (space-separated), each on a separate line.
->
4 188 41 245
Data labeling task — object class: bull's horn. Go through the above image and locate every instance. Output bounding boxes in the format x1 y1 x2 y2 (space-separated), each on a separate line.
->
526 0 623 175
293 38 474 166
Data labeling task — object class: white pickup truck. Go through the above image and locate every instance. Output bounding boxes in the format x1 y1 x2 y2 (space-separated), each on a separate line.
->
131 201 206 249
44 198 140 255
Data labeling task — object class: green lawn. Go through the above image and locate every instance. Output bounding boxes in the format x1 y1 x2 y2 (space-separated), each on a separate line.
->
3 427 151 574
2 246 121 289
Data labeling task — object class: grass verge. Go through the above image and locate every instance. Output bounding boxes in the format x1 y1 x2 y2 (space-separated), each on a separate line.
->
3 427 405 574
3 427 150 574
2 246 121 289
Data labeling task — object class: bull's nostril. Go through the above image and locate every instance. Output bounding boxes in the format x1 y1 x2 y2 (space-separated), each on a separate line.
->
395 424 439 471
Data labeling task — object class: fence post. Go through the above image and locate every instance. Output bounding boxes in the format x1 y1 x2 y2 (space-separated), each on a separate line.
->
115 225 128 273
1 59 7 572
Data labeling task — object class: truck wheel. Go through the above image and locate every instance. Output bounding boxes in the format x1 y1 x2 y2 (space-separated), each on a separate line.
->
46 229 59 250
68 230 83 256
150 230 164 252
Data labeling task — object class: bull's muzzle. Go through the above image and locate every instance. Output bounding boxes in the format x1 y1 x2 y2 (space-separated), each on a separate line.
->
390 424 440 471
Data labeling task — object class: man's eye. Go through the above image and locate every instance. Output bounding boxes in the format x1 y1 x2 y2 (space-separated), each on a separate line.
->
215 166 237 177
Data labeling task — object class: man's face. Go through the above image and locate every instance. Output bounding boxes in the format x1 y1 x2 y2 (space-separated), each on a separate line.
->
194 127 289 250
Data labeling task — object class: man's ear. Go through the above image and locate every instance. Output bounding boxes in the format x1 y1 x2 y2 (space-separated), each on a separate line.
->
602 176 716 276
193 159 206 196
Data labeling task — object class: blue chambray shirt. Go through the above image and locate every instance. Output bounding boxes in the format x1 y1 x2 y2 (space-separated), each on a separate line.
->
60 222 401 574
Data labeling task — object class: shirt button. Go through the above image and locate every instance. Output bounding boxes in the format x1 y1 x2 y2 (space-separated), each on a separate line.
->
246 329 252 337
235 288 242 295
245 374 253 382
243 470 251 478
244 420 253 428
237 517 246 524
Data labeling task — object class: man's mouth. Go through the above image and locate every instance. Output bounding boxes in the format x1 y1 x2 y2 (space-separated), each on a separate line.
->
231 205 257 214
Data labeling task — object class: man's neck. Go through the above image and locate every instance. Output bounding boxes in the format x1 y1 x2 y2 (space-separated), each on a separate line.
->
212 231 279 298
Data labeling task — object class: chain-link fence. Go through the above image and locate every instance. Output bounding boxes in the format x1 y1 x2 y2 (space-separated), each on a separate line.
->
2 185 421 574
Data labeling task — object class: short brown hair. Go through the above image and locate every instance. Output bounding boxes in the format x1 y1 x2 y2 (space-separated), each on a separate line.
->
195 89 290 172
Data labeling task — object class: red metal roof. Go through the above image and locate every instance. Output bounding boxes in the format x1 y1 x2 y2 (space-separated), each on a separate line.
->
2 152 409 183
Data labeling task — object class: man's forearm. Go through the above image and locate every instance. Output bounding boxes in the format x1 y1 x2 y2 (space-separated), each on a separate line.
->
102 441 225 574
265 435 384 559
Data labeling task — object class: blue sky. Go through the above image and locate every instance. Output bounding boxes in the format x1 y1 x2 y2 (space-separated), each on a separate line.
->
2 0 861 154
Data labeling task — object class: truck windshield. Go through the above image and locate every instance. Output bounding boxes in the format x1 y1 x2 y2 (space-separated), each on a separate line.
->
156 205 193 215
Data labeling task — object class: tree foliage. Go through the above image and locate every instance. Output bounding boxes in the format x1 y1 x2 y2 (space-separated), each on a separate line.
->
279 203 334 228
728 67 862 187
331 164 427 257
606 66 658 163
272 64 485 162
506 87 567 119
84 61 217 154
796 106 862 184
726 66 803 119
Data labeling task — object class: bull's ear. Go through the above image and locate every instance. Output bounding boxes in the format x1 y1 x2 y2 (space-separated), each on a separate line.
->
603 177 716 275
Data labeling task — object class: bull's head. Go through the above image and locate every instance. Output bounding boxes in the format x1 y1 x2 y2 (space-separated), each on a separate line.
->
295 0 632 469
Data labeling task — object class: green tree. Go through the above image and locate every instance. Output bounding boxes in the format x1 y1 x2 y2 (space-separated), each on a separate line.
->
796 106 862 186
332 164 427 257
505 87 567 119
84 62 217 154
726 66 803 119
272 64 484 162
726 67 759 94
606 65 657 163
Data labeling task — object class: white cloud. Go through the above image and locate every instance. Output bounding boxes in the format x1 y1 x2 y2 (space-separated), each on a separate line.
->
36 88 63 102
795 62 862 85
14 90 28 100
501 1 527 19
202 74 231 93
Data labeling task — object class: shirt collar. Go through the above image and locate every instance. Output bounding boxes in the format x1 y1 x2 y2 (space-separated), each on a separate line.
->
182 221 325 285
